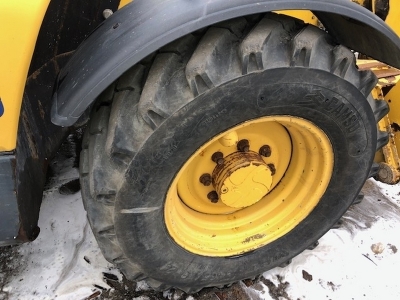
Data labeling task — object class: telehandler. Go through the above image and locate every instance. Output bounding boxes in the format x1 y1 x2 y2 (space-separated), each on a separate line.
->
0 0 399 293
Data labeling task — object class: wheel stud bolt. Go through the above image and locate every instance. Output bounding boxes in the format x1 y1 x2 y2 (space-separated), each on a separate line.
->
199 173 212 186
237 139 250 152
268 163 276 175
211 152 224 165
207 191 219 203
259 145 272 157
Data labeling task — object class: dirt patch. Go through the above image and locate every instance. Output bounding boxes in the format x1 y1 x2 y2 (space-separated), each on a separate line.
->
89 274 167 300
302 270 313 282
261 275 291 300
0 246 22 300
388 244 398 254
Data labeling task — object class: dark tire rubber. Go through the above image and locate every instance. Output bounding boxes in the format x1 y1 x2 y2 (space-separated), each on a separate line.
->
79 13 388 293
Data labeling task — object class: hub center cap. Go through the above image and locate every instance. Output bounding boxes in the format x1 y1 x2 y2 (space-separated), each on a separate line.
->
212 151 273 208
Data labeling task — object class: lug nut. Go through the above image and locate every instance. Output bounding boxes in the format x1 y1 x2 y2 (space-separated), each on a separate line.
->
237 139 250 152
267 163 276 175
211 152 224 165
259 145 272 157
207 191 219 203
199 173 212 186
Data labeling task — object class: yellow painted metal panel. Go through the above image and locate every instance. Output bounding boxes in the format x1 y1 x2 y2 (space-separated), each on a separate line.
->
0 0 50 151
385 83 400 159
385 1 400 39
277 10 318 26
118 0 132 9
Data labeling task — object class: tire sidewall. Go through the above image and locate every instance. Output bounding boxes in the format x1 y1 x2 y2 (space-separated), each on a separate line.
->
115 68 376 289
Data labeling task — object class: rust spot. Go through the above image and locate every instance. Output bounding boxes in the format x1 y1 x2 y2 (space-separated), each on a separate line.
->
86 291 101 299
28 51 74 81
268 163 276 175
38 100 45 120
17 225 40 243
21 110 39 160
242 233 266 244
392 123 400 132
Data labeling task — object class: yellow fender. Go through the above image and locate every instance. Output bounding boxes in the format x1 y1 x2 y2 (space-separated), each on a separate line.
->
0 0 50 151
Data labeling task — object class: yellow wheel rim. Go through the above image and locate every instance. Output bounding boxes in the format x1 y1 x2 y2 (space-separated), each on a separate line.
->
165 116 334 257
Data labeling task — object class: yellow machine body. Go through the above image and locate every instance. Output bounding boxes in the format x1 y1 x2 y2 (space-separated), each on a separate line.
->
0 0 50 151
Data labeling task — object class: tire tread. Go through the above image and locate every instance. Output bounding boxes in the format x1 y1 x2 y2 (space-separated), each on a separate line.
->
81 13 387 292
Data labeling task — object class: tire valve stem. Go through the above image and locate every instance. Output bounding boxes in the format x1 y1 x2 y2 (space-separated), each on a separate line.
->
237 139 250 152
211 152 224 165
207 191 219 203
267 163 276 176
199 173 212 186
259 145 272 157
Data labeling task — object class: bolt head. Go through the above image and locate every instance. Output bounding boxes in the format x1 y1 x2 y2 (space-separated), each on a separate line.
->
237 139 250 152
199 173 212 186
259 145 272 157
212 152 224 164
207 191 219 203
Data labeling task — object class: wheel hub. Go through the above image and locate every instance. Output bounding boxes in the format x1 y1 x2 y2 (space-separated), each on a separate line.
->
165 116 334 257
212 151 273 208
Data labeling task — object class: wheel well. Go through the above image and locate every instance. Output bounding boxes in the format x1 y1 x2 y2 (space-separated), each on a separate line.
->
51 0 400 127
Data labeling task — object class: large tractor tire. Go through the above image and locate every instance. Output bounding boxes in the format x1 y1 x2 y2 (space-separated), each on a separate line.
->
80 13 388 293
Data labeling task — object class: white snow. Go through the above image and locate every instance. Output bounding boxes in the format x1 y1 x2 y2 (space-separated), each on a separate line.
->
2 154 400 300
2 157 121 300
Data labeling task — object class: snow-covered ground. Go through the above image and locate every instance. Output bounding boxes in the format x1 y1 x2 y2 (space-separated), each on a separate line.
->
1 137 399 300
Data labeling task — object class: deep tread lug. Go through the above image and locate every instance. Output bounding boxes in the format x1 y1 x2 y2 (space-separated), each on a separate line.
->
80 149 89 175
98 226 116 238
370 98 389 122
290 26 332 69
96 193 116 206
307 241 319 250
106 90 143 162
82 126 90 149
353 193 364 205
359 70 378 98
140 51 194 128
332 219 343 229
214 17 248 37
331 46 354 78
89 106 110 135
278 259 292 268
116 64 146 91
98 82 117 105
186 27 241 96
89 132 120 198
160 34 199 56
240 18 277 74
146 278 170 291
376 130 389 150
369 162 380 178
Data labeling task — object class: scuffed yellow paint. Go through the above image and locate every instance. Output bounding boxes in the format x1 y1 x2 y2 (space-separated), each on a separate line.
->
118 0 133 9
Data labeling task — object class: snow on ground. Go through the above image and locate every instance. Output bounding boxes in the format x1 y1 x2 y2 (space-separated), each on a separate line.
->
1 155 122 300
1 140 399 299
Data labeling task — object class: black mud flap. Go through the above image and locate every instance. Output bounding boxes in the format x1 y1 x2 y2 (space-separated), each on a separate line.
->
0 154 21 246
